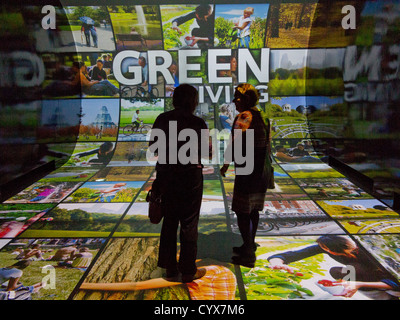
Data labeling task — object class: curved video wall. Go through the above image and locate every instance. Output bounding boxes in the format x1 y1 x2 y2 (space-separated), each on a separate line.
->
1 0 399 204
0 0 400 302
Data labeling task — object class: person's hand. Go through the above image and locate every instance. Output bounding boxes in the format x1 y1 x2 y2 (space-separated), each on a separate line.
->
334 281 359 298
268 258 303 276
190 38 199 47
220 164 229 177
171 23 181 34
269 263 296 274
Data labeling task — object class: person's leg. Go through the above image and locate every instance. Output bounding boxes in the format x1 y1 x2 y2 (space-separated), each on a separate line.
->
84 31 91 46
249 209 259 246
157 213 179 275
100 80 119 95
236 213 254 253
244 35 250 48
91 28 98 47
177 169 203 281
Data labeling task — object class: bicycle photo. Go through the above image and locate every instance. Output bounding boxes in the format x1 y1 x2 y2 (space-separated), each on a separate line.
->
118 97 164 142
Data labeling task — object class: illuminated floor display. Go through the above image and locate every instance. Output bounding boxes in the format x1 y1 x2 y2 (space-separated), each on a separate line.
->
1 1 400 301
1 154 399 300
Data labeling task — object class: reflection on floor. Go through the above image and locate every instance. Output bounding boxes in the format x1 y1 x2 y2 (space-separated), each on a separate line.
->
1 156 400 301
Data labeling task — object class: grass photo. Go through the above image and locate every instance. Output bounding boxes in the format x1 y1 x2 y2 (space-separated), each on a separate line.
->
297 178 373 200
339 219 400 234
280 163 345 179
64 181 144 203
269 49 345 96
317 199 400 220
0 238 106 300
21 203 129 238
108 5 163 50
119 98 164 140
108 142 150 166
38 167 98 183
90 166 154 182
240 235 389 300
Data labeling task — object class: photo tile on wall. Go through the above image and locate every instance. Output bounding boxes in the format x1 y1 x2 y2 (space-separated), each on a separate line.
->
107 141 152 166
89 166 155 182
20 203 130 238
214 3 269 49
269 48 345 96
160 4 215 51
223 178 309 202
63 181 145 203
62 142 116 168
3 181 83 204
229 200 343 236
74 236 239 300
38 167 99 184
73 237 189 300
118 98 164 142
39 99 81 144
113 203 162 237
280 163 346 179
63 6 116 53
0 237 107 300
238 235 400 300
317 199 400 220
355 234 400 284
297 178 374 201
77 98 120 142
338 218 400 234
108 5 163 51
0 203 55 238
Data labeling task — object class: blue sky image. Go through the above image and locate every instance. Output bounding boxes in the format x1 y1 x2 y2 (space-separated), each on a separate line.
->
80 98 120 126
215 3 270 21
82 181 145 191
41 99 81 126
361 1 400 16
270 96 343 110
323 199 390 209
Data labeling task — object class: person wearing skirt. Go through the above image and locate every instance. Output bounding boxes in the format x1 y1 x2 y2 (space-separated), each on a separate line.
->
220 83 272 268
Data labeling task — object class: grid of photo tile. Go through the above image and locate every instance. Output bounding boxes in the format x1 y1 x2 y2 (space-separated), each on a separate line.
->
1 1 400 301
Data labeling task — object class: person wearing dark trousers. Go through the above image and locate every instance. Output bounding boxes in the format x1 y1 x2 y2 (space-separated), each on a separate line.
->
149 84 209 283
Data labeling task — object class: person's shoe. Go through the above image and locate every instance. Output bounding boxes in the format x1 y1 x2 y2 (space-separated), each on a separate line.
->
231 254 256 268
181 269 205 283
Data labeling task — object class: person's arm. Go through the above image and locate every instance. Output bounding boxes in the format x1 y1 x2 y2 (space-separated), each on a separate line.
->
220 163 230 177
75 148 99 158
80 73 98 87
6 277 20 291
234 20 251 30
188 36 209 46
337 281 395 298
172 11 196 31
275 152 300 162
80 277 182 291
268 244 324 267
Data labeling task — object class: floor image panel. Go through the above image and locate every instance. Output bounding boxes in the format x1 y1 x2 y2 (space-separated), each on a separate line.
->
1 159 399 300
